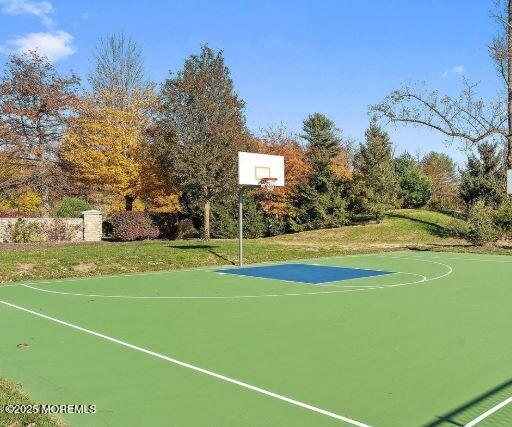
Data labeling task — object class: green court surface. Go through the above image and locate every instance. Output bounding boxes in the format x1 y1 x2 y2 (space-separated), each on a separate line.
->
1 250 511 426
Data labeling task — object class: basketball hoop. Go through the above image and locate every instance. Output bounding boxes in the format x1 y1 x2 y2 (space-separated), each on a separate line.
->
259 177 278 192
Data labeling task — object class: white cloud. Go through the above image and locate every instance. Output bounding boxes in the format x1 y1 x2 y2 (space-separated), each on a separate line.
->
0 0 53 26
442 65 464 78
5 30 76 62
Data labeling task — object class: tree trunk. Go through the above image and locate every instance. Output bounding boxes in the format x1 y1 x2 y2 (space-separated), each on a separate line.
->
125 195 135 211
508 0 512 169
40 185 50 218
203 200 210 241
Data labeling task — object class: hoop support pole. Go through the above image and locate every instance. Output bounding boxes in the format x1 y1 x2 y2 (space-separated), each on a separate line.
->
238 186 244 266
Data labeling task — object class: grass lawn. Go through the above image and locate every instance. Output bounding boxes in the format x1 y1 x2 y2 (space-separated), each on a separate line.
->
0 378 65 427
0 209 475 284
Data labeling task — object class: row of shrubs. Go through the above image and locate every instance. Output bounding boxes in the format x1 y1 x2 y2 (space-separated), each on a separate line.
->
105 201 512 244
3 218 81 243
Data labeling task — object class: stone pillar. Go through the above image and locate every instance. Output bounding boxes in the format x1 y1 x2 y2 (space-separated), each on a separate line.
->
82 210 103 242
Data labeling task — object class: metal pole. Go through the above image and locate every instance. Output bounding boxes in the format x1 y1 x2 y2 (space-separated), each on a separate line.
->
238 187 244 266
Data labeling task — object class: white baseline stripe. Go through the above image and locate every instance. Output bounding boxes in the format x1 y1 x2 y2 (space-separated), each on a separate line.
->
464 395 512 427
0 299 371 427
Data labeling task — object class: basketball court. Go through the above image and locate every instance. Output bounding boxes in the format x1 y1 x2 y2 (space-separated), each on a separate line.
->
1 250 512 426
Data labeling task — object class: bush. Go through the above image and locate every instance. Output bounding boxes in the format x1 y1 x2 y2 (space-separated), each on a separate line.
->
210 203 238 238
55 197 92 218
495 202 512 239
174 219 198 239
110 212 160 241
43 219 81 242
7 218 44 243
467 201 499 246
446 218 470 239
149 213 182 239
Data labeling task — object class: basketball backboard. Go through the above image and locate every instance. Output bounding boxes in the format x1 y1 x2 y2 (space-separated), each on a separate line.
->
508 169 512 195
238 152 285 187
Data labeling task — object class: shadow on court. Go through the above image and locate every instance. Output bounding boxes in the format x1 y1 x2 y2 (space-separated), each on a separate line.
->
422 378 512 426
166 244 236 265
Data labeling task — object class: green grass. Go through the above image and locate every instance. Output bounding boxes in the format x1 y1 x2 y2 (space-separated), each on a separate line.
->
1 251 511 426
0 378 65 427
0 209 473 284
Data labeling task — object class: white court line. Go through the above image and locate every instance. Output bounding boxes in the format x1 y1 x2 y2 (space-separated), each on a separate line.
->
0 250 402 289
15 256 451 300
464 395 512 426
0 298 371 427
19 271 431 300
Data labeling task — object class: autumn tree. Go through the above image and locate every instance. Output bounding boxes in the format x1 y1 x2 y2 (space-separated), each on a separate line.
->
62 93 160 210
253 126 310 219
155 45 248 240
352 124 399 222
371 0 512 170
0 51 79 216
421 152 459 209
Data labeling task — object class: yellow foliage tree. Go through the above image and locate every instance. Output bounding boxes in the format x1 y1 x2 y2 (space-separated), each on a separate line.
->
62 92 174 211
17 191 42 216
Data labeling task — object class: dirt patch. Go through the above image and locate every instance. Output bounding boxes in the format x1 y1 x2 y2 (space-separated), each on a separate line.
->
73 262 96 273
15 263 35 272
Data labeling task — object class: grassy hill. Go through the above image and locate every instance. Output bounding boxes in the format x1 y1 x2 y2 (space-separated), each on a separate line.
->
0 208 487 284
271 209 465 249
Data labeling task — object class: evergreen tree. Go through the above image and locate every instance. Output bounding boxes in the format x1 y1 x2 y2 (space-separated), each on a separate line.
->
155 46 249 239
352 124 399 222
460 142 506 209
290 113 349 230
394 153 431 208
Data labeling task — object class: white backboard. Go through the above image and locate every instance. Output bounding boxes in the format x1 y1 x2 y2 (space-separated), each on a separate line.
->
238 152 285 186
508 169 512 195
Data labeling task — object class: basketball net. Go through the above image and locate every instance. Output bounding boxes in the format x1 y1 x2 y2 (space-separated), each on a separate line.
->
259 177 278 192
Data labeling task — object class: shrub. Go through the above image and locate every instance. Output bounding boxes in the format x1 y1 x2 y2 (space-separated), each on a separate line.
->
467 201 499 246
149 213 181 239
55 197 92 218
495 202 512 239
7 218 44 243
110 211 159 241
446 218 470 239
174 219 197 239
43 219 81 241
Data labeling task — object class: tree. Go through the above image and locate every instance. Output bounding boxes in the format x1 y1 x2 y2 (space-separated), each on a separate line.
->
394 153 431 208
459 142 506 209
291 113 350 230
0 51 79 215
88 32 152 108
253 126 311 219
302 113 342 168
371 1 512 170
421 152 459 209
156 45 248 240
352 124 399 222
62 93 160 210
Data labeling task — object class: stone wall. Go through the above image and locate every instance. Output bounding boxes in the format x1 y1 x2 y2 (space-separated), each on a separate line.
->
0 210 103 243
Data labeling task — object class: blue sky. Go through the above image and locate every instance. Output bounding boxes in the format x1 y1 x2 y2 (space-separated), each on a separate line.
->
0 0 501 163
